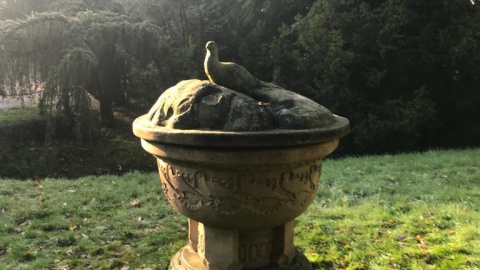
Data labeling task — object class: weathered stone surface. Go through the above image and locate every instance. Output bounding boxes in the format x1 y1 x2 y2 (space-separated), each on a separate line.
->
137 137 340 270
170 245 312 270
250 82 335 129
133 114 349 148
204 41 262 95
146 79 335 131
145 139 339 229
133 42 351 270
147 79 273 131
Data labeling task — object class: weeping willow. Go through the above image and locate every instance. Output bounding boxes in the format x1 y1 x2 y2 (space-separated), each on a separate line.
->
0 7 164 140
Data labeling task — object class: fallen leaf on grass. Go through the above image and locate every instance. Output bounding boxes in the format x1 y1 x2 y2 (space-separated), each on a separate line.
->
423 253 432 263
379 219 397 228
373 231 383 243
113 252 124 258
96 226 109 231
353 187 363 196
416 234 428 249
337 240 349 248
19 220 31 227
131 199 142 207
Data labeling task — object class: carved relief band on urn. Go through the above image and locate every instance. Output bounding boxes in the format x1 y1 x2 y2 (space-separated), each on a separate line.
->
133 41 350 270
160 158 321 213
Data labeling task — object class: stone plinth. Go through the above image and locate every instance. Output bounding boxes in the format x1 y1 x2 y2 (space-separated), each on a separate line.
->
133 115 349 270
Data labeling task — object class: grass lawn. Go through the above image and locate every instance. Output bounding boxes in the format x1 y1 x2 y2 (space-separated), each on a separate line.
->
0 149 479 270
0 107 155 179
0 106 43 126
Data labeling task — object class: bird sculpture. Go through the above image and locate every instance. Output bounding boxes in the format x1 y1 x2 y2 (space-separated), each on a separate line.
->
204 41 262 94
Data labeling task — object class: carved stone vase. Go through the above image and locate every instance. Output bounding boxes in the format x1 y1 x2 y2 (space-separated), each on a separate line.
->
133 114 349 270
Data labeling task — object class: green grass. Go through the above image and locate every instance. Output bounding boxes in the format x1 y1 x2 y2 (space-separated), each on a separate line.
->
0 106 42 127
0 172 184 270
0 106 45 145
299 148 480 270
0 106 155 179
1 149 479 269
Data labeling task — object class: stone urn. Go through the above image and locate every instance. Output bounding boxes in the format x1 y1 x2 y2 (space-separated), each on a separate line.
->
133 78 349 270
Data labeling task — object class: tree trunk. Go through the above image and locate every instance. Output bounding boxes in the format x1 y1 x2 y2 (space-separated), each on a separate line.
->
96 44 117 127
99 91 115 127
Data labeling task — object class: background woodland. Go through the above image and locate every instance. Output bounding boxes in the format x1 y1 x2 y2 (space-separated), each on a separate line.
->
1 0 479 155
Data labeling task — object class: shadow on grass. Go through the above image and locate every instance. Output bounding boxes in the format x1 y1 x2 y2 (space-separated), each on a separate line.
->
0 107 156 179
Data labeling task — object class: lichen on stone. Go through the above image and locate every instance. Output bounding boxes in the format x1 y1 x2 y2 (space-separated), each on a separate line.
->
146 79 335 131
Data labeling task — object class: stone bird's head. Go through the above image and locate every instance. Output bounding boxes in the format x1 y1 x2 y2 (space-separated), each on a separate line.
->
206 41 217 52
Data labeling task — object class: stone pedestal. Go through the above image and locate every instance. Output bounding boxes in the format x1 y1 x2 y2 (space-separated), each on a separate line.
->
170 220 310 270
133 114 349 270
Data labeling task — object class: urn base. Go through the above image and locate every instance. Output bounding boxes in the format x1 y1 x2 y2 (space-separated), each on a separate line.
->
168 219 313 270
169 247 312 270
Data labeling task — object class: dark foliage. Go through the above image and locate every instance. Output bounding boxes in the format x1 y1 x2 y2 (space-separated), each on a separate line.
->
268 0 480 154
1 0 479 155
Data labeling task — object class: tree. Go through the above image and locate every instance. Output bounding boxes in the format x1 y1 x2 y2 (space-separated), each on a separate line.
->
190 0 315 81
270 0 480 154
123 0 315 81
0 0 196 140
0 0 58 20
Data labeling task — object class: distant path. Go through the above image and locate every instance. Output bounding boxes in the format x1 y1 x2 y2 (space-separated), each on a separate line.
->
1 92 100 111
0 95 39 111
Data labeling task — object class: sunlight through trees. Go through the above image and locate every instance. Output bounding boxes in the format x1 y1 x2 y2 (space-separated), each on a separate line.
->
1 0 479 153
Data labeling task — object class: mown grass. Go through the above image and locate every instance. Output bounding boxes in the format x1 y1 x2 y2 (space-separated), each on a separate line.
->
0 106 42 127
299 148 480 270
0 172 184 270
0 106 155 179
1 149 479 270
0 106 45 145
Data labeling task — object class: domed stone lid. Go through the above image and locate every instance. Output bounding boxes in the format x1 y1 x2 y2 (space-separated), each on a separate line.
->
133 79 349 148
133 41 349 147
